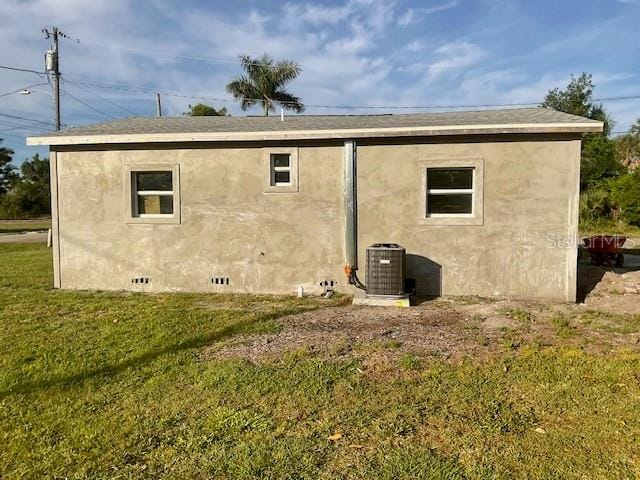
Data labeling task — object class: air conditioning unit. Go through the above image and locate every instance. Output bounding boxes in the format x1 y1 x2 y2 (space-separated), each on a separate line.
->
365 243 406 296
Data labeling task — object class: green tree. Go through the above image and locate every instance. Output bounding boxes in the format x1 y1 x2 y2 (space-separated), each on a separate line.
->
579 184 612 223
183 103 229 116
581 134 622 184
542 73 614 135
226 54 304 116
12 153 50 217
629 118 640 136
613 132 640 170
609 171 640 225
0 139 17 195
542 73 623 188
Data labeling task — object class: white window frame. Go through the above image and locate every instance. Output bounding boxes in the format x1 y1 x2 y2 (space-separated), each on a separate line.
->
270 153 292 187
263 147 299 193
426 167 475 218
418 157 484 226
124 164 181 225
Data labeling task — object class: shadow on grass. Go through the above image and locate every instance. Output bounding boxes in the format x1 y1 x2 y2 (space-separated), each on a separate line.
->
0 316 268 399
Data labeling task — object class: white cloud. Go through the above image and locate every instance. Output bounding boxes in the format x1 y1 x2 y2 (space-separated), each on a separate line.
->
422 0 459 15
0 0 637 163
281 2 353 26
426 41 485 81
397 1 458 26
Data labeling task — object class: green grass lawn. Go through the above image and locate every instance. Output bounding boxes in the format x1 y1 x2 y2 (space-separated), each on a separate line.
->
1 244 640 479
0 219 51 234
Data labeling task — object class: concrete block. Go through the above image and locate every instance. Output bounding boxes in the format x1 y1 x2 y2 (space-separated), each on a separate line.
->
352 295 411 308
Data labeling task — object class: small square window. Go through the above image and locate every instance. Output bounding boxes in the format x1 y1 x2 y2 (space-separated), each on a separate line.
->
132 171 174 217
419 159 483 226
270 153 291 186
426 167 474 216
263 148 298 193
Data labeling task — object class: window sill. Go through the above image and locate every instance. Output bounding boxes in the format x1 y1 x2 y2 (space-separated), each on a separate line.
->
418 215 484 226
127 215 181 225
263 184 299 194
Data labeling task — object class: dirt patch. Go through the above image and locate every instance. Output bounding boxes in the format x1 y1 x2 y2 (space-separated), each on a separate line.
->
203 290 640 364
202 260 640 364
580 260 640 314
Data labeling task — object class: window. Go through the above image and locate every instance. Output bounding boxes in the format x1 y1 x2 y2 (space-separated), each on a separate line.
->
418 158 483 226
125 164 180 224
270 153 291 186
426 167 474 216
133 171 174 217
263 148 299 193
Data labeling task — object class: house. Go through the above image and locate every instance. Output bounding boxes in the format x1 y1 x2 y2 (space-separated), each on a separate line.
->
27 108 603 301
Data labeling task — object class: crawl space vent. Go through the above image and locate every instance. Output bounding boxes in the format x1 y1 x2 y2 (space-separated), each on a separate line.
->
131 277 151 285
320 279 337 294
212 277 230 285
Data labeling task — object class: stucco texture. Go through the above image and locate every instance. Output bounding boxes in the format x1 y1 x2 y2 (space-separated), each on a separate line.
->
356 137 581 300
53 134 580 301
55 144 345 295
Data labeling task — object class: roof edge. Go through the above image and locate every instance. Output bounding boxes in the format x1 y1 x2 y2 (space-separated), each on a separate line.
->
27 122 604 146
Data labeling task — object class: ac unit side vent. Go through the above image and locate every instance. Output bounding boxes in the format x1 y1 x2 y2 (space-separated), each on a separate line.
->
131 277 151 285
212 277 230 285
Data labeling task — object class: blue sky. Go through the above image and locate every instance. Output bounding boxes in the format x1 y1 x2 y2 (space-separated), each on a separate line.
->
1 0 639 163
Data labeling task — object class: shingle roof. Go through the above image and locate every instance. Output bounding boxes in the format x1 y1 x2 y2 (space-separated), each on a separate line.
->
27 108 603 146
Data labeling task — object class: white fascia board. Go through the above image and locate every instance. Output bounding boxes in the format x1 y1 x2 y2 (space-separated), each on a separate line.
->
26 121 604 146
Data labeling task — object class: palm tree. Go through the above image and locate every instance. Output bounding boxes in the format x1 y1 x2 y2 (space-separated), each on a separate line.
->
226 55 304 116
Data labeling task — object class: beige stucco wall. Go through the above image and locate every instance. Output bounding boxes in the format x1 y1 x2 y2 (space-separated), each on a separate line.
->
54 144 346 295
52 134 581 301
356 137 581 301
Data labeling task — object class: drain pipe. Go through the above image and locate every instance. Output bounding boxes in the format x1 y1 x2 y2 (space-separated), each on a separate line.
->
344 140 366 290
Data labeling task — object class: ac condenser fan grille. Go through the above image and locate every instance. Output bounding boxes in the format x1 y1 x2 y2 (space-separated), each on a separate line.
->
365 243 406 296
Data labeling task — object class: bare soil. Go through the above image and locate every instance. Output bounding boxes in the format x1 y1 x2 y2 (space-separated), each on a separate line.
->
204 261 640 364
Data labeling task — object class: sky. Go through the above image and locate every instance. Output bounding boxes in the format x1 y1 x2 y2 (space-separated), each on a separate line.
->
1 0 639 163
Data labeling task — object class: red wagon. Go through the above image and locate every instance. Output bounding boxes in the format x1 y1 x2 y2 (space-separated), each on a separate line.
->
582 235 626 267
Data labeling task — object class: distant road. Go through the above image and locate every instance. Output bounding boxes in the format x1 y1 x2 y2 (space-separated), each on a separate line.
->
0 231 48 243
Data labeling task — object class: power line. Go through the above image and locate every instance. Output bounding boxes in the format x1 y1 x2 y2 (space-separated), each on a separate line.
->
612 130 639 135
78 40 255 66
4 58 639 111
0 123 50 140
0 82 50 99
60 87 116 119
63 77 640 110
0 112 57 127
62 80 139 116
66 77 225 99
0 124 48 133
0 64 45 75
0 131 39 140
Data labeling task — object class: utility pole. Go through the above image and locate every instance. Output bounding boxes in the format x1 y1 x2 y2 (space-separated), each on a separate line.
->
43 27 61 131
156 93 162 117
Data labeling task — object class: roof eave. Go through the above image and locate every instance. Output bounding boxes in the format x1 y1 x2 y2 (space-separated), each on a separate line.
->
26 122 604 146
